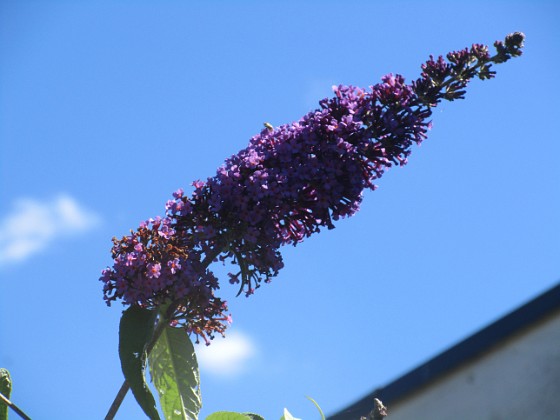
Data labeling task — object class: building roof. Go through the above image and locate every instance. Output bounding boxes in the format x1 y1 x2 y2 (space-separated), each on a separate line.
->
327 282 560 419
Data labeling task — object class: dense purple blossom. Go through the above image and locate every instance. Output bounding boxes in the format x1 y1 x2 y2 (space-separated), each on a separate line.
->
101 33 524 341
100 214 229 342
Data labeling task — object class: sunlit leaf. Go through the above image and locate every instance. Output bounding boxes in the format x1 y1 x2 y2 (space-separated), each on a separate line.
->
280 408 301 420
205 412 253 420
149 326 202 419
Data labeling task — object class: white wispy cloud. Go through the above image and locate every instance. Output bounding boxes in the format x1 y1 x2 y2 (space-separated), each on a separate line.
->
197 331 257 377
0 194 101 266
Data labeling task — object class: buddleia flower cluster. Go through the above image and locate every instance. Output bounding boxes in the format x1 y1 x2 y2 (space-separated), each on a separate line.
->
101 32 524 344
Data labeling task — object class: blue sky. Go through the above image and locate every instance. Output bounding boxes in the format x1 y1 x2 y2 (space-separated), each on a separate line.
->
1 1 559 419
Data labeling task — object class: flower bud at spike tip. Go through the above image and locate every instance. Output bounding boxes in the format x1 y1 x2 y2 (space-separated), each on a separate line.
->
505 32 525 52
100 33 523 343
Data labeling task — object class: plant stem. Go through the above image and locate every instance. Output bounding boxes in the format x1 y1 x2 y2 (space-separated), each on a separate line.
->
0 391 32 420
104 381 129 420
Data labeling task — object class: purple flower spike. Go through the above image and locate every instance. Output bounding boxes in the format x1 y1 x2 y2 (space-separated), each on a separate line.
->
101 33 524 342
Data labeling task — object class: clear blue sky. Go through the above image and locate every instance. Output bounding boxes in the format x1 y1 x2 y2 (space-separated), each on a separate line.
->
1 1 559 419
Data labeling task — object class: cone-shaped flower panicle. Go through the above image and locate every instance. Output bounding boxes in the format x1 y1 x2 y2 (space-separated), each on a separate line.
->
101 33 524 341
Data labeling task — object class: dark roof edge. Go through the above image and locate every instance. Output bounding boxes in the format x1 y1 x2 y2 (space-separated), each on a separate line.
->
327 282 560 419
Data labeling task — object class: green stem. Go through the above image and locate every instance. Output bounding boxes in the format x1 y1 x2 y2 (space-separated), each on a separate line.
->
0 391 32 420
436 52 503 93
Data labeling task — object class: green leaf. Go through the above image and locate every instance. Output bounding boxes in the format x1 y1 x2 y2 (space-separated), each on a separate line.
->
205 412 253 420
149 326 202 420
280 408 301 420
306 397 325 420
0 368 12 420
242 414 265 420
119 306 160 420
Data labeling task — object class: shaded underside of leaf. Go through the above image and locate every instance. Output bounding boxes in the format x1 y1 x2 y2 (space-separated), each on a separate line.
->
119 305 160 420
149 326 202 420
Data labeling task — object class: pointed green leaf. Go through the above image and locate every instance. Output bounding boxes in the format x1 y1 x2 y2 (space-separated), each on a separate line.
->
0 368 12 420
119 306 160 420
205 412 253 420
306 397 325 420
280 408 301 420
149 326 202 419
